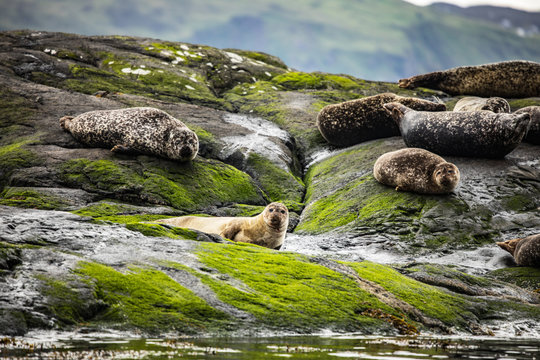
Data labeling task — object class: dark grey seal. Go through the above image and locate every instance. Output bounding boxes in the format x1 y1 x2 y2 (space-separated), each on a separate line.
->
60 107 198 161
373 148 460 195
453 97 510 113
514 106 540 145
316 93 445 147
497 234 540 267
384 102 531 158
399 60 540 98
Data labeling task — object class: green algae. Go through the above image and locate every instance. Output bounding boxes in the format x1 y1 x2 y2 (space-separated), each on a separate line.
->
272 72 362 91
488 267 540 291
75 262 230 334
346 261 475 327
226 49 288 69
0 187 68 210
0 87 36 132
0 139 39 190
58 158 265 211
246 153 304 206
191 242 405 332
508 98 540 111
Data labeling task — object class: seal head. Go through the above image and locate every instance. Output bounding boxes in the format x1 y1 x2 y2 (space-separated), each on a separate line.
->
433 162 460 193
497 234 540 267
262 202 289 231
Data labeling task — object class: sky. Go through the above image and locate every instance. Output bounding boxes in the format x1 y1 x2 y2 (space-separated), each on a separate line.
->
403 0 540 11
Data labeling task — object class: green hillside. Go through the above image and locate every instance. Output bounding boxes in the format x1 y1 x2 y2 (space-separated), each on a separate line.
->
1 0 539 81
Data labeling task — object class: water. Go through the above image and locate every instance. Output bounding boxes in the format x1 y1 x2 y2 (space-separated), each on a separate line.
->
2 333 539 359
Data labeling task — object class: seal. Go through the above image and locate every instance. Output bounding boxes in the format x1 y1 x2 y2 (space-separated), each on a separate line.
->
316 93 445 147
373 148 460 194
453 96 510 113
398 60 540 98
514 106 540 145
384 102 531 158
156 202 289 249
497 234 540 267
60 107 198 161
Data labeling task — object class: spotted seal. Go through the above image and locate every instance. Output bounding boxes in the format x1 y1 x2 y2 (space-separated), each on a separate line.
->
373 148 460 194
316 93 445 147
384 102 531 158
399 60 540 98
514 106 540 145
156 202 289 249
497 234 540 267
60 107 198 161
453 97 510 113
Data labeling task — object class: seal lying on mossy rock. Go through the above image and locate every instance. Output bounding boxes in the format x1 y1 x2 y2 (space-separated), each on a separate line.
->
316 93 445 147
453 97 510 113
497 234 540 267
514 106 540 145
60 107 199 161
384 102 531 158
373 148 460 194
156 202 289 249
399 60 540 98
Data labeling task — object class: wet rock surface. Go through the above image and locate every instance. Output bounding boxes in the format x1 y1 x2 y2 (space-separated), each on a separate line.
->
1 30 539 337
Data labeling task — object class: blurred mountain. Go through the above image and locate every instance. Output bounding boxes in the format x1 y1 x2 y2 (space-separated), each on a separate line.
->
429 3 540 37
1 0 539 81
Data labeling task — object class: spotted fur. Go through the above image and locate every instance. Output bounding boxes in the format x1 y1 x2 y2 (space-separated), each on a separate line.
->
453 96 510 113
60 107 198 161
385 102 531 158
373 148 460 194
497 234 540 267
514 106 540 145
399 60 540 98
316 93 445 147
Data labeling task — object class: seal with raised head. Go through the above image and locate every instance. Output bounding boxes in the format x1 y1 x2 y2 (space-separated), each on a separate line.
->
60 107 198 161
399 60 540 98
156 202 289 249
497 234 540 267
384 102 531 158
316 93 445 147
373 148 460 194
514 106 540 145
453 96 510 113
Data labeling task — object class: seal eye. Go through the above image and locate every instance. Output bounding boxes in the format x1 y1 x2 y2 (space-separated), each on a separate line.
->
269 209 274 213
280 210 285 214
436 171 442 175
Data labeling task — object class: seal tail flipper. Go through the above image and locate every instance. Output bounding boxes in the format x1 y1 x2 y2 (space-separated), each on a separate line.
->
383 102 409 124
59 116 74 131
398 78 412 89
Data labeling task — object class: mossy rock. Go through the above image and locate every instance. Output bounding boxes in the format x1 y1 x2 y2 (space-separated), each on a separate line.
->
57 157 266 212
0 187 72 210
488 267 540 291
0 139 40 190
74 262 232 334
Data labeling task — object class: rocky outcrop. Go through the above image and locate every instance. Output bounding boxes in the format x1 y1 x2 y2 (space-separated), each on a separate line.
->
1 30 539 337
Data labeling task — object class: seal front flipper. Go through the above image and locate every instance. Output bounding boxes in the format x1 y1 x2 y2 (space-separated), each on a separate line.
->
220 221 242 241
111 144 136 154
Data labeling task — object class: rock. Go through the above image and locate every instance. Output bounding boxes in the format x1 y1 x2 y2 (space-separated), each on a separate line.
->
1 30 539 337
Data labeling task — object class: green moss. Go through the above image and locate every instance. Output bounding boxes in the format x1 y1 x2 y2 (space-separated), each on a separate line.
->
488 267 540 291
347 261 475 327
501 194 537 212
246 153 304 205
0 139 39 189
36 275 92 326
0 86 36 132
58 158 264 211
75 262 230 334
272 72 361 91
508 98 540 111
188 242 405 332
0 187 68 210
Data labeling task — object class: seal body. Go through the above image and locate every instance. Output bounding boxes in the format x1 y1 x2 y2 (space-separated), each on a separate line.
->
497 234 540 267
384 102 531 158
514 106 540 145
399 61 540 98
156 202 289 249
373 148 460 194
453 97 510 113
60 107 199 161
316 93 445 147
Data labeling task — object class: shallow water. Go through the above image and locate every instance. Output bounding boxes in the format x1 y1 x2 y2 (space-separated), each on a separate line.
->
3 333 539 359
